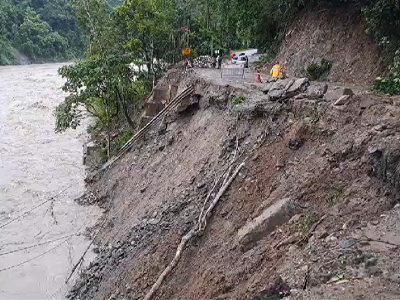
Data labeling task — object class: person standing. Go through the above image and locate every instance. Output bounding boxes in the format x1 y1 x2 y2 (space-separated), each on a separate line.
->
211 56 216 68
217 55 222 69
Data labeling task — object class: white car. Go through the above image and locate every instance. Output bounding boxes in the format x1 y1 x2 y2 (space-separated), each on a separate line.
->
231 54 248 68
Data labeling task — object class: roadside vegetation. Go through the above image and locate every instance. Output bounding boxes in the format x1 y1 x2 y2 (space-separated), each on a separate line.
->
52 0 400 160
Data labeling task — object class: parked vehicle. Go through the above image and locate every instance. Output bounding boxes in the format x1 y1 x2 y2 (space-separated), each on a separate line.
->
231 53 248 68
236 54 249 68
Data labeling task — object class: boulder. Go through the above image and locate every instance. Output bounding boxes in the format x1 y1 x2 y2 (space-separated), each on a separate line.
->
286 78 309 96
306 83 328 99
267 79 293 101
262 81 275 93
238 198 301 248
324 87 354 102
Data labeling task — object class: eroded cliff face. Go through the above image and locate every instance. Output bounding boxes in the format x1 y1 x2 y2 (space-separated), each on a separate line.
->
278 7 383 84
70 68 400 300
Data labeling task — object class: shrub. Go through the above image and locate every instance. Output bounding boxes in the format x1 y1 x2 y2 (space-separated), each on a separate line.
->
372 77 400 95
306 58 332 80
232 96 247 105
111 128 134 156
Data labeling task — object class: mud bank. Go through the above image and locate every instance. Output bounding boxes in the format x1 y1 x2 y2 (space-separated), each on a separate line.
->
70 68 400 300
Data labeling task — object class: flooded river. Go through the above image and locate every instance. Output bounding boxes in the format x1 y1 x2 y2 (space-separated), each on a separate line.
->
0 63 100 299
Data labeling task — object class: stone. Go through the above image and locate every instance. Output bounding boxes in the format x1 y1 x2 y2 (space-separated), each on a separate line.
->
306 83 328 99
288 138 304 150
324 87 354 102
318 231 329 239
334 95 351 106
267 79 291 101
288 214 302 225
339 239 357 249
365 257 378 267
373 124 387 132
360 98 376 109
268 89 285 101
275 159 285 168
238 198 301 247
262 81 275 93
286 78 310 97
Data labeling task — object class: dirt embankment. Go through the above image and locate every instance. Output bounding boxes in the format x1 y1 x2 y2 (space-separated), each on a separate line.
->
69 68 400 300
277 6 383 84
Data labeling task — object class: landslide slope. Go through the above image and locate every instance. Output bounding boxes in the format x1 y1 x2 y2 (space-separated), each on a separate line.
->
69 69 400 300
277 6 382 84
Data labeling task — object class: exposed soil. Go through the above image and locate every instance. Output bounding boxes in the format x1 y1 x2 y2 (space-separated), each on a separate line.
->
69 67 400 300
277 6 383 84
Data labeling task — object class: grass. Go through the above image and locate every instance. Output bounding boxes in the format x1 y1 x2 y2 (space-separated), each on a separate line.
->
325 183 346 206
299 212 320 234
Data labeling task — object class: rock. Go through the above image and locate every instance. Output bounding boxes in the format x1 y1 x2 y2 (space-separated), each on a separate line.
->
197 182 206 189
373 124 387 132
325 234 337 243
262 81 275 93
147 217 161 225
324 87 354 102
365 257 378 267
268 89 285 101
288 214 302 225
339 239 357 249
252 276 290 300
267 79 291 101
238 198 301 247
275 159 285 169
306 83 328 99
389 272 400 283
318 231 329 239
285 78 310 97
360 98 376 109
334 95 351 106
288 138 304 150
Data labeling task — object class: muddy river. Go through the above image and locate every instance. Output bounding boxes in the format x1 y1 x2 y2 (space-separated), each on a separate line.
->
0 63 100 299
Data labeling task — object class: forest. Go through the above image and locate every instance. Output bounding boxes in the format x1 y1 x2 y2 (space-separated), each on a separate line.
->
0 0 88 64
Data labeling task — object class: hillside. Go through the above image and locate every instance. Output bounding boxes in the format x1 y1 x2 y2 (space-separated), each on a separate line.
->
67 66 400 300
0 0 84 65
277 7 382 84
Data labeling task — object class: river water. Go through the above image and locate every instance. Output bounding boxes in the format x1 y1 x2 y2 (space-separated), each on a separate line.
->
0 63 100 299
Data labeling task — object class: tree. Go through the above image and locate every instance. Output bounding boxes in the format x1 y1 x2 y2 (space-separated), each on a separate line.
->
57 0 143 158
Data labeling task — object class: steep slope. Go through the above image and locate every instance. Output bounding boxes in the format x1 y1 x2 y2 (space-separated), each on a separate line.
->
69 69 400 300
277 7 382 84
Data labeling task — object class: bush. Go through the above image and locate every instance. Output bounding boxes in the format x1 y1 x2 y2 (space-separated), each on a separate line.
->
232 96 247 105
306 58 332 80
372 77 400 95
111 128 134 156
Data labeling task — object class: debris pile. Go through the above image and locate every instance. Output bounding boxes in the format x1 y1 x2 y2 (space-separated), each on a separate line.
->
193 55 212 68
